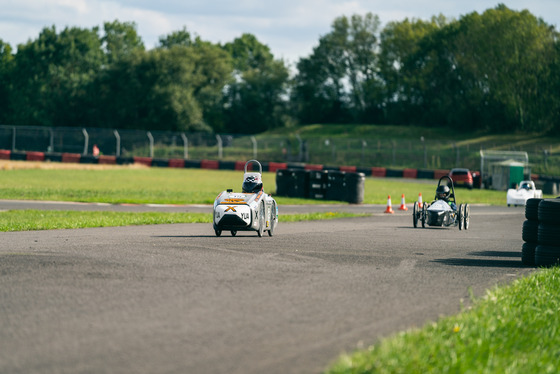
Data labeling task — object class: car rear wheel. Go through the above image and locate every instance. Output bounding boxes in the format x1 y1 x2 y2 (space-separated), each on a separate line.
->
413 201 419 228
421 204 427 228
463 203 470 230
231 231 237 237
268 201 277 236
458 204 464 230
215 229 222 237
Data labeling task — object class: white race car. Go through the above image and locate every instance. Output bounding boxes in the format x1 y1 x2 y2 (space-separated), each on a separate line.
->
213 160 278 237
413 175 470 230
507 180 543 207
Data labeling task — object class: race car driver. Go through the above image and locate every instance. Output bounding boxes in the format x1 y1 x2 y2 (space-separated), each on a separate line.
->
435 185 457 211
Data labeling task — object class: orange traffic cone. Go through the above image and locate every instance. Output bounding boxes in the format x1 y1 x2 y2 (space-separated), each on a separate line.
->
384 195 394 214
399 194 408 211
418 193 423 208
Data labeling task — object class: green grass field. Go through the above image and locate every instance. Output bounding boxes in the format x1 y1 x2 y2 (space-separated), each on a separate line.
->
0 165 528 206
0 209 365 232
0 163 375 231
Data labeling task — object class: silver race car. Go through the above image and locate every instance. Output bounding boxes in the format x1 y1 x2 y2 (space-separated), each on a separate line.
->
413 175 470 230
213 160 278 237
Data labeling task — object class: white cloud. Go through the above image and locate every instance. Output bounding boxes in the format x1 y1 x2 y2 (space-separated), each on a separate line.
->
1 0 559 62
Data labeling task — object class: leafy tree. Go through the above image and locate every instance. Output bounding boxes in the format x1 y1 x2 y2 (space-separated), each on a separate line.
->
95 33 232 132
158 27 192 48
378 16 447 125
378 6 559 133
95 47 207 131
102 20 144 64
187 39 233 132
346 13 382 121
8 26 105 127
157 31 233 132
0 40 14 124
450 5 559 132
222 34 290 133
547 40 560 134
293 13 382 124
293 17 351 123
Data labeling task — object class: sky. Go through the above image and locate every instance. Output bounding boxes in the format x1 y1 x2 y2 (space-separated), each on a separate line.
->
1 1 559 66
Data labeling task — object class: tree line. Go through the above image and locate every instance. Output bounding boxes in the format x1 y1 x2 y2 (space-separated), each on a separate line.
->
0 4 558 135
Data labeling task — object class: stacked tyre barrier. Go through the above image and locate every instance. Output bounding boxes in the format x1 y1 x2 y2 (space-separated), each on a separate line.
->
522 197 560 266
535 198 560 266
275 169 365 204
522 198 541 266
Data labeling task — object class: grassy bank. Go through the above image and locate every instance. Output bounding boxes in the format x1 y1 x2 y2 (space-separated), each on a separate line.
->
265 124 560 174
326 267 560 374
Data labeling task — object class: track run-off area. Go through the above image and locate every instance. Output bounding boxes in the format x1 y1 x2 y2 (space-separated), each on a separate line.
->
0 203 532 374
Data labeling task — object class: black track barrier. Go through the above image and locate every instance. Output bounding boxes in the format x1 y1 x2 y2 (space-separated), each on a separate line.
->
356 167 372 177
45 153 62 162
275 169 290 196
184 160 201 168
290 169 309 198
543 181 558 195
218 160 236 170
276 169 365 203
385 168 403 178
260 162 269 172
417 169 435 179
80 155 99 164
10 151 27 161
323 165 340 172
286 163 305 170
308 170 328 199
345 172 365 204
326 171 347 202
274 169 309 198
152 158 169 167
116 156 134 165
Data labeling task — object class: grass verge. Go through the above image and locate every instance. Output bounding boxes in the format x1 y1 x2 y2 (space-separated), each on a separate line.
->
325 267 560 374
0 210 368 232
0 163 540 205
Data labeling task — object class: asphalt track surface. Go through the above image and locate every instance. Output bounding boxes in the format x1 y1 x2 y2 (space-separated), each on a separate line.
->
0 202 533 374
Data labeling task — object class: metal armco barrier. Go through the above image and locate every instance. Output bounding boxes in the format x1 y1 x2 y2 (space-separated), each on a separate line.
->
276 169 365 204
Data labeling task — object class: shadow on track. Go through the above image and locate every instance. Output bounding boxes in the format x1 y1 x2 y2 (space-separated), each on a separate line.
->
468 251 521 258
153 235 266 238
431 258 529 268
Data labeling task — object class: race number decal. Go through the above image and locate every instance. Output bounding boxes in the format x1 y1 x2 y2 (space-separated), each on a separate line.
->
224 198 245 203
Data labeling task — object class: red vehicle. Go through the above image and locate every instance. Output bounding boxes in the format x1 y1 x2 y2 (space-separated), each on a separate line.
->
448 168 473 189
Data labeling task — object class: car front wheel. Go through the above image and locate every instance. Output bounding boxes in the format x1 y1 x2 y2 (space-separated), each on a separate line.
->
257 202 265 237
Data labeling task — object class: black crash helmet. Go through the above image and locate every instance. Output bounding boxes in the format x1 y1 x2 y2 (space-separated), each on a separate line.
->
242 172 263 193
436 185 450 200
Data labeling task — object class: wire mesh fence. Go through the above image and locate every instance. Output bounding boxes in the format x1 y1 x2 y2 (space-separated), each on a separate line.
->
0 125 558 174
